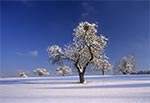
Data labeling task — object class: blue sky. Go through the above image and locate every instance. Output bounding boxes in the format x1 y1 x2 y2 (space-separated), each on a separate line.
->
0 0 149 77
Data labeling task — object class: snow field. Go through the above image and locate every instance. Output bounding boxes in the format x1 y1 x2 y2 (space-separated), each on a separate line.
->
0 75 150 103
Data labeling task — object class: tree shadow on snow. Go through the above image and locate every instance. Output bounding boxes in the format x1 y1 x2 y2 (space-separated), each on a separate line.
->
37 82 150 89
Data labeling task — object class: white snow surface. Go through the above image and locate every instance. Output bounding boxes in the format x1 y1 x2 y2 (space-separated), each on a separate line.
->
0 75 150 103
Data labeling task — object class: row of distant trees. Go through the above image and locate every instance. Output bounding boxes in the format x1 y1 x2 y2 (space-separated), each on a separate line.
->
20 68 50 77
20 61 150 78
20 67 71 77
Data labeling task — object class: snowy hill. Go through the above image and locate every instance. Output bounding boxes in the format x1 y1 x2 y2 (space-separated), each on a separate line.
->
0 75 150 103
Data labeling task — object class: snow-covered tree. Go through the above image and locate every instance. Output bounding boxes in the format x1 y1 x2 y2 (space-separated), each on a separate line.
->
20 72 28 77
47 22 111 83
34 68 49 76
101 60 112 75
92 59 112 75
56 66 72 76
113 54 136 75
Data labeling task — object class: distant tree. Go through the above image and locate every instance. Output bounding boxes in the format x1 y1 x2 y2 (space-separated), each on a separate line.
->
113 54 136 75
92 58 112 75
47 22 111 83
100 60 112 75
20 72 28 77
34 68 49 76
56 66 72 76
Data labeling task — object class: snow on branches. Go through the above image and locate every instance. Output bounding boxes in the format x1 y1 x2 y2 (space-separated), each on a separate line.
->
47 45 64 65
73 22 108 51
20 72 28 78
34 68 50 76
92 58 112 75
56 66 72 76
47 22 111 83
114 54 136 75
74 22 97 37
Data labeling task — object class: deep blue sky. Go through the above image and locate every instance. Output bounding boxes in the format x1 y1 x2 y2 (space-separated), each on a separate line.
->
1 0 149 77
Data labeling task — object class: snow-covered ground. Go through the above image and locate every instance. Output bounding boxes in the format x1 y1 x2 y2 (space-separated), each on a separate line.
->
0 75 150 103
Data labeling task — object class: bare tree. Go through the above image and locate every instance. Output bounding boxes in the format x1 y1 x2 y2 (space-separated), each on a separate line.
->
113 54 136 75
47 22 111 83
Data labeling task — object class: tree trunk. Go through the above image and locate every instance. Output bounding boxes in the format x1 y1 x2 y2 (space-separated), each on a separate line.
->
79 72 85 83
102 70 105 75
